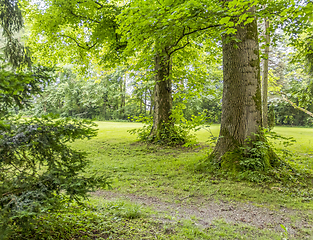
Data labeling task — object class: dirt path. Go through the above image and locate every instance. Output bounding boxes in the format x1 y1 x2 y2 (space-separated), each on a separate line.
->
92 190 312 238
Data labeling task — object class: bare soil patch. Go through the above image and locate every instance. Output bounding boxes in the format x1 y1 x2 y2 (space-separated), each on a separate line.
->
93 190 313 238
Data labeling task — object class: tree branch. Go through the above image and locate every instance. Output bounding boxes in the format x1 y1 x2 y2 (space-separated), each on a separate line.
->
77 1 116 10
281 94 313 118
94 1 104 9
58 34 97 50
169 41 190 56
184 24 222 37
67 8 101 24
170 24 221 50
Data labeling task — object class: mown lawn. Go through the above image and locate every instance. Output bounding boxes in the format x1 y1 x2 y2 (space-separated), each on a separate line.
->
46 121 313 239
196 124 313 174
14 121 307 240
72 122 313 208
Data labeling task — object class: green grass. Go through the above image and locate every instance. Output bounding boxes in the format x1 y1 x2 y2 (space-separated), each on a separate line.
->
9 198 286 240
9 121 313 239
49 121 313 239
197 124 313 174
273 126 313 174
71 122 313 209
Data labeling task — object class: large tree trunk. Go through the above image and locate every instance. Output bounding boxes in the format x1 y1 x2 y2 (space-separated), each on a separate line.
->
212 7 266 166
149 51 172 139
262 19 270 128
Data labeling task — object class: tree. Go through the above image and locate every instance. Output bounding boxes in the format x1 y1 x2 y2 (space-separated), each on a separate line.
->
0 0 31 68
26 67 132 120
262 18 270 128
209 0 313 170
118 0 223 141
24 0 223 144
274 61 313 123
0 1 109 236
22 0 124 69
210 5 275 168
260 0 313 128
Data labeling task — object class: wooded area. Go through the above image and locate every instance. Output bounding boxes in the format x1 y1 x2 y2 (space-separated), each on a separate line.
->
1 0 313 239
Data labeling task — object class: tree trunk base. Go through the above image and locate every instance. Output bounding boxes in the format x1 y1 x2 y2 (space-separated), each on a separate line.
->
213 145 280 173
148 121 188 146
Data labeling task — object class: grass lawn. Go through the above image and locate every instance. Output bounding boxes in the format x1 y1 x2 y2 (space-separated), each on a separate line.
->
49 121 313 239
196 124 313 173
12 122 312 239
72 122 313 208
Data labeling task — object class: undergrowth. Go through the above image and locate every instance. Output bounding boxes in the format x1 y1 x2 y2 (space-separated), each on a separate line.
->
128 110 207 147
6 199 290 240
197 128 313 185
6 200 144 240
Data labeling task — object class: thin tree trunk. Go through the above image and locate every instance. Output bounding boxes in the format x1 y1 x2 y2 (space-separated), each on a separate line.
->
149 88 153 115
120 81 123 110
120 78 126 115
115 84 119 111
212 6 263 163
103 102 106 119
262 18 270 128
123 77 126 108
144 88 147 114
150 51 172 138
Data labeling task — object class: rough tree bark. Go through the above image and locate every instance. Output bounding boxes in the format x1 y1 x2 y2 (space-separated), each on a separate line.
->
211 7 273 167
262 18 270 128
149 51 173 139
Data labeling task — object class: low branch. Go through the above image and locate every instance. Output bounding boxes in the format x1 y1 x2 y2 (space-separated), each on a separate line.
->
169 41 190 56
281 94 313 118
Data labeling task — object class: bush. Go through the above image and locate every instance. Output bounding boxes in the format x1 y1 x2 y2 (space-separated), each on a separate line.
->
0 115 110 238
127 112 205 147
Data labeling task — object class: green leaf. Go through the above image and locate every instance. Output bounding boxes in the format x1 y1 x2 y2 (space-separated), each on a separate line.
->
219 17 231 25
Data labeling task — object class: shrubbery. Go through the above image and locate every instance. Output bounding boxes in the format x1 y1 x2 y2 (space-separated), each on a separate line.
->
128 109 208 147
0 116 110 237
0 68 109 239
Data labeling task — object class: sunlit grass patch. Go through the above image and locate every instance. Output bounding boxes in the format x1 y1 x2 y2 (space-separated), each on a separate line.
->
9 121 311 239
69 122 313 210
